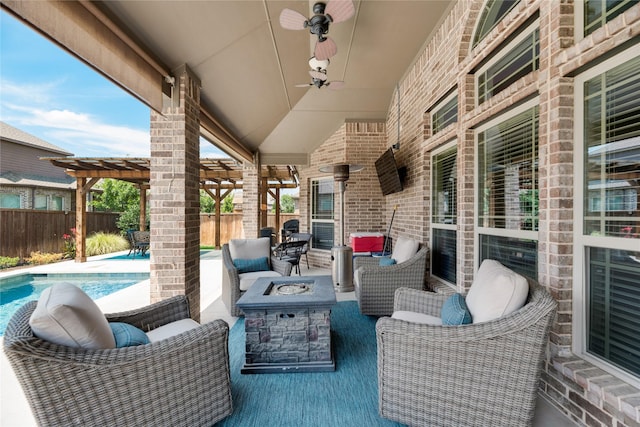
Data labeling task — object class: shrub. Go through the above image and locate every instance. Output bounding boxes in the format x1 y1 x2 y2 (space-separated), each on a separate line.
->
86 232 130 256
27 252 63 265
0 256 20 269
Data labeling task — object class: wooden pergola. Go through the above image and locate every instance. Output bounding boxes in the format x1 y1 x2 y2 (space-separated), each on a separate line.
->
44 157 299 261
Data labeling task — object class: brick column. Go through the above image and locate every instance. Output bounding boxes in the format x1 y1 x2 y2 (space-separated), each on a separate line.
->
149 64 201 320
242 161 259 238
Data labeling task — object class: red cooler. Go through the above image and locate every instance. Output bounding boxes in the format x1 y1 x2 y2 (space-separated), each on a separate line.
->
349 232 384 253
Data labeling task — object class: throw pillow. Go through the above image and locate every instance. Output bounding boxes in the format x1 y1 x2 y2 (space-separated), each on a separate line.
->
391 236 420 264
29 283 116 349
233 257 270 274
378 257 397 266
109 322 150 347
441 293 472 325
465 259 529 323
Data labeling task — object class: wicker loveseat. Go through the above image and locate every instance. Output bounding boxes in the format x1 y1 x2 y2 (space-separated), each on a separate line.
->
376 276 557 427
3 295 232 427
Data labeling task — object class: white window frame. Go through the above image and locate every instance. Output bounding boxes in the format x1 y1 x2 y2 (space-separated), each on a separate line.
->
431 140 458 288
475 18 539 107
310 177 335 252
573 44 640 389
474 97 539 273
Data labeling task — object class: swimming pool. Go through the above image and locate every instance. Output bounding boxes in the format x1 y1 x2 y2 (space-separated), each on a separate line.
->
0 272 150 336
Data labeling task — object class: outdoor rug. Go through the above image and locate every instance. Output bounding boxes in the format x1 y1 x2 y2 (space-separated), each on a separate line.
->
216 300 403 427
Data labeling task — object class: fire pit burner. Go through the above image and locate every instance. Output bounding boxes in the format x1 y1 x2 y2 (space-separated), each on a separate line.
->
271 283 311 295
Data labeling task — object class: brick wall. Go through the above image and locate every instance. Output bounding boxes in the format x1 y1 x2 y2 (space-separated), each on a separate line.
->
302 0 640 425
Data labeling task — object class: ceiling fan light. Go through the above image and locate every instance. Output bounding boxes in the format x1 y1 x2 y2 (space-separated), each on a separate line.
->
308 56 330 71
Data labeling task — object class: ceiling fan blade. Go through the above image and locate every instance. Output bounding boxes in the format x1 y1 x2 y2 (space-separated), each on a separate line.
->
309 70 328 81
280 9 307 30
314 37 337 60
325 0 355 23
326 81 345 90
295 83 312 87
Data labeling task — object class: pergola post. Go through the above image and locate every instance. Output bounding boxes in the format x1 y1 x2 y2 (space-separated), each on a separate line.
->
74 177 87 262
139 185 147 231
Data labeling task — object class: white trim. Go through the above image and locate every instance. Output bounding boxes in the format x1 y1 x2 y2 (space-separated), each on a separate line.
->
574 0 585 41
573 45 640 389
475 18 539 107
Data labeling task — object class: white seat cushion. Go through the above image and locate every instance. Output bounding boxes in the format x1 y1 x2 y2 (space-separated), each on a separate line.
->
239 270 282 291
146 318 200 342
391 236 420 264
465 259 529 324
229 237 271 260
29 283 116 349
392 310 443 325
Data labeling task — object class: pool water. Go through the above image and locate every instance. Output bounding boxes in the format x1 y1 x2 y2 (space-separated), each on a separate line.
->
0 273 150 336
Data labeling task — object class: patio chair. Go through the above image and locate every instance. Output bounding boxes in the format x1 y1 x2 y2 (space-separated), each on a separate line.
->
222 237 293 316
376 263 557 427
272 239 308 275
126 229 150 258
280 218 299 241
354 236 428 316
289 232 312 270
3 292 233 427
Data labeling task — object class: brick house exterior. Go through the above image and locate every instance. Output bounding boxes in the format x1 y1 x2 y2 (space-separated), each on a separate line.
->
296 2 640 426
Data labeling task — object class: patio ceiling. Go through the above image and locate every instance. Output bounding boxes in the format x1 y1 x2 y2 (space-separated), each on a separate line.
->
3 1 454 165
44 157 299 189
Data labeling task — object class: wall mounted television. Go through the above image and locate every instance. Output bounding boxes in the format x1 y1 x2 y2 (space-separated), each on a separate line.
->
375 148 405 196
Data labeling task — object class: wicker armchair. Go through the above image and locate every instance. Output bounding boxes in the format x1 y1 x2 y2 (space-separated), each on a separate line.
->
354 246 428 316
222 237 293 316
3 296 232 427
376 280 557 427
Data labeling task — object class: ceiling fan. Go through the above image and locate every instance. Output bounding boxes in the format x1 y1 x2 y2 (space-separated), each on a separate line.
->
296 70 345 90
280 0 355 60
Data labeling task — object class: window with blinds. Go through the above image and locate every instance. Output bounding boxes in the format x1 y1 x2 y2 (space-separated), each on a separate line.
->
588 247 640 377
477 26 539 104
580 53 640 379
480 234 537 279
584 0 637 36
311 178 334 250
432 145 457 284
583 55 640 239
478 106 539 231
473 0 520 48
432 94 458 135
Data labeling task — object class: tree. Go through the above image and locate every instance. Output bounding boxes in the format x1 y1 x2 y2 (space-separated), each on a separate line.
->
200 190 215 213
91 179 139 212
222 194 234 213
271 194 295 213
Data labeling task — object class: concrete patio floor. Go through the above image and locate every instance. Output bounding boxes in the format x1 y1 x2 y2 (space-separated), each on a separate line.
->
0 251 576 426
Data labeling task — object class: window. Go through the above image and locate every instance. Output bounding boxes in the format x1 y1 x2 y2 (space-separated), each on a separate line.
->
431 144 457 285
473 0 520 48
431 92 458 135
575 49 640 385
34 195 47 210
51 196 63 211
0 193 21 208
476 100 539 278
584 0 637 36
477 22 539 104
311 178 334 250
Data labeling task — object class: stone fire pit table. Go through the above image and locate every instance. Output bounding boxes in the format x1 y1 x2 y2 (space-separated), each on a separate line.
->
236 275 337 374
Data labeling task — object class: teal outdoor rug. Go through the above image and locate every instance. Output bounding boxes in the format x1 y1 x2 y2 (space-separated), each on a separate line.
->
216 300 402 427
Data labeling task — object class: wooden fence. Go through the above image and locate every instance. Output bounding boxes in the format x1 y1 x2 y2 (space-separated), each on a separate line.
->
1 209 299 258
0 209 120 258
200 213 299 247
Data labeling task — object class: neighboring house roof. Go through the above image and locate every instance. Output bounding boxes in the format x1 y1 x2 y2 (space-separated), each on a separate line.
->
0 121 73 155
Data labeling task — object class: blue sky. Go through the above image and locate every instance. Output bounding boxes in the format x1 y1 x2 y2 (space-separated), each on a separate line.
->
0 11 224 158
